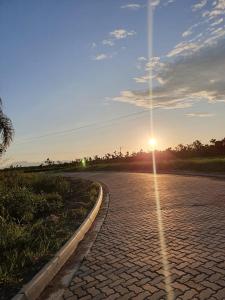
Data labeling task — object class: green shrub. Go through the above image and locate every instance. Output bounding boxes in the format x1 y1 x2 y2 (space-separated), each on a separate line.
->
33 193 63 218
31 175 70 196
0 217 27 251
1 188 35 223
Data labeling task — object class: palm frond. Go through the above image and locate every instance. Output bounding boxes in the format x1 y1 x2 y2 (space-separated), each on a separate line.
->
0 98 14 154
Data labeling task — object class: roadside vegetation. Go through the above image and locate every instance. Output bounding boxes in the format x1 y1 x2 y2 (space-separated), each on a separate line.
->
8 138 225 174
0 97 14 157
0 172 99 299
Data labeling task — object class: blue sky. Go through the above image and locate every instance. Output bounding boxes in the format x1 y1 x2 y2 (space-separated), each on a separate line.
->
0 0 225 166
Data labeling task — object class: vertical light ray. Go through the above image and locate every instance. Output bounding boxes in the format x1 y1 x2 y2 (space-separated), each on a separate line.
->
147 1 174 299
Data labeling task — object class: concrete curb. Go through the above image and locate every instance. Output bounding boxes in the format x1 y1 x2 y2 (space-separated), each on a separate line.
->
12 183 103 300
38 182 110 300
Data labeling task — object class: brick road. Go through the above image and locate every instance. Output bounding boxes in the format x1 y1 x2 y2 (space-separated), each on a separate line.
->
63 172 225 300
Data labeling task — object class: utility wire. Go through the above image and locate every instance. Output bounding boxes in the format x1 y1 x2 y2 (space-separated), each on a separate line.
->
15 109 149 144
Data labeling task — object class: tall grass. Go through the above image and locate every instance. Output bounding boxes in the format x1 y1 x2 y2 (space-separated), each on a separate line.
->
0 172 98 299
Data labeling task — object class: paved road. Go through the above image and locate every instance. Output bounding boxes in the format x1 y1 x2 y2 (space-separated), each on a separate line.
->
63 172 225 300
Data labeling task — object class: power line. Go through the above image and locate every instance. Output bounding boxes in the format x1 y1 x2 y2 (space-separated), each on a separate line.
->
15 109 149 144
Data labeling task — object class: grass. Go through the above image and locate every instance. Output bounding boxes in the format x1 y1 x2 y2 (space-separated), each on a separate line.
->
0 172 99 300
8 155 225 174
58 157 225 174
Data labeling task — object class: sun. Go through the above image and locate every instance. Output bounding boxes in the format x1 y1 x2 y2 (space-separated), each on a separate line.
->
148 138 157 148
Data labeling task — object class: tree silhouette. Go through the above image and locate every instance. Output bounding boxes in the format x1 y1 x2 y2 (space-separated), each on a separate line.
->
0 98 14 156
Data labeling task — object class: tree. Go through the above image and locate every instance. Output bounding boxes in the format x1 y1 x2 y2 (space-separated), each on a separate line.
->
175 144 186 152
192 140 203 151
210 139 216 145
45 158 54 165
0 98 14 156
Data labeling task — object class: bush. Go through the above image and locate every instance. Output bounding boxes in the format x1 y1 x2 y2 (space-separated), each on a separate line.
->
33 193 63 219
1 188 35 223
0 217 27 252
30 175 70 196
0 172 99 299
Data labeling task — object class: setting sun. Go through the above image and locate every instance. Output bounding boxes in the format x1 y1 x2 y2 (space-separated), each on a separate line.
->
148 138 157 148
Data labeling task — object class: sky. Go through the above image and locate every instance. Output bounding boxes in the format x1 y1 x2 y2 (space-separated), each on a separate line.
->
0 0 225 166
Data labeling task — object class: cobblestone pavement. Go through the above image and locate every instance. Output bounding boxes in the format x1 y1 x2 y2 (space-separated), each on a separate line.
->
63 173 225 300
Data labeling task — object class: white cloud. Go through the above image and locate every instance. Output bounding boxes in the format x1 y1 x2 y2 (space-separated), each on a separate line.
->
146 57 164 70
112 40 225 109
93 54 108 61
133 75 150 83
179 20 208 43
109 0 225 108
138 56 147 61
211 17 224 26
124 0 224 110
167 41 199 57
182 29 193 37
186 113 215 117
192 0 207 11
203 0 225 19
203 26 225 46
121 4 142 10
151 0 161 7
102 39 115 46
92 28 136 56
182 3 225 55
110 29 136 40
112 90 193 109
167 22 225 58
136 56 147 70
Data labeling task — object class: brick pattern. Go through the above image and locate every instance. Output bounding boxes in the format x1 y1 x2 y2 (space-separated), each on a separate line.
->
63 173 225 299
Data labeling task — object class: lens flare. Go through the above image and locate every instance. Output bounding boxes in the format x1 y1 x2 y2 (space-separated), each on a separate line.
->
81 158 86 168
147 1 174 299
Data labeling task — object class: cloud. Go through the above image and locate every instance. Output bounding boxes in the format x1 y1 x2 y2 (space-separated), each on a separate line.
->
99 29 136 54
151 0 161 7
102 39 115 46
211 17 224 26
146 56 165 70
112 39 225 109
93 54 109 61
202 0 225 19
133 75 150 83
107 1 225 110
167 41 199 57
112 90 193 109
110 29 136 40
192 0 207 12
136 56 147 70
121 4 142 10
182 29 193 37
167 23 225 57
138 56 147 61
91 42 97 48
186 113 215 117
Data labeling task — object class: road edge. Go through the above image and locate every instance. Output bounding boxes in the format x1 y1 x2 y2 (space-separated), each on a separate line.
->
12 183 104 300
37 181 109 300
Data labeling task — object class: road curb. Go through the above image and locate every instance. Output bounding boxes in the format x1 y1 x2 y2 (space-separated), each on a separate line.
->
12 183 103 300
38 181 110 300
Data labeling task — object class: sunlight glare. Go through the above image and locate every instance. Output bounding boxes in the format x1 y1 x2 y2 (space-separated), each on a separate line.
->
148 138 157 147
147 1 174 299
